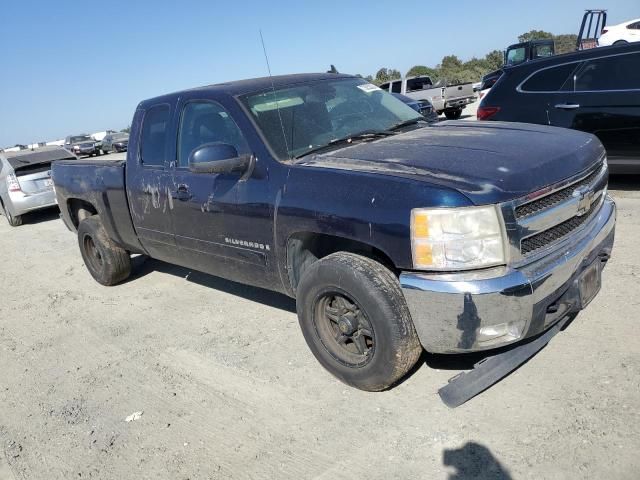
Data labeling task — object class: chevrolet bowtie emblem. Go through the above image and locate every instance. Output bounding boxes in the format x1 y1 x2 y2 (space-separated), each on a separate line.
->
574 186 594 217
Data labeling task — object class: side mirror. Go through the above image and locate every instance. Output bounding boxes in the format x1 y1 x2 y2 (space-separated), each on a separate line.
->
188 143 250 175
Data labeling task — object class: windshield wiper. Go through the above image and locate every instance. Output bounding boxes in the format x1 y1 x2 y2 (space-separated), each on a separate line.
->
386 118 425 132
294 130 394 159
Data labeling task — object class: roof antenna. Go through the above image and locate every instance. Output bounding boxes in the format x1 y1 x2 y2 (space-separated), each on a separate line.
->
259 30 291 159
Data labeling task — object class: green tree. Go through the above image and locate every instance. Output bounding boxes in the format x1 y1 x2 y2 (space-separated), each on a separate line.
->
554 34 578 54
518 30 554 43
484 50 504 72
121 126 130 134
374 67 401 85
406 65 438 79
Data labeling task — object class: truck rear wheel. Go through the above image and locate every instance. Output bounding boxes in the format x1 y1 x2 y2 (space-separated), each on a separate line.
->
296 252 422 391
77 215 131 286
445 108 463 120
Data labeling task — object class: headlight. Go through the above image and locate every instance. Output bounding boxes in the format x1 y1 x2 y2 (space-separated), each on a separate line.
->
411 205 505 270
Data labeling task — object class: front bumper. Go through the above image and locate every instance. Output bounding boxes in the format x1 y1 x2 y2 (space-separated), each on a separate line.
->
8 189 58 216
73 147 98 156
400 196 616 353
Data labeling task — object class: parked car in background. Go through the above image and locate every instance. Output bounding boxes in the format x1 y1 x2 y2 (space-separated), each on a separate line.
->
102 133 129 153
379 76 476 119
0 147 76 226
478 42 640 174
52 73 615 398
64 135 101 157
391 93 439 123
598 18 640 46
479 39 556 101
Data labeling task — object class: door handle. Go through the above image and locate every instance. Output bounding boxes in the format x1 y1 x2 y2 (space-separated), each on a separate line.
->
171 184 192 201
554 103 580 110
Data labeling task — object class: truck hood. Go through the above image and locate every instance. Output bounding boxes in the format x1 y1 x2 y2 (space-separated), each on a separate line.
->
294 121 605 204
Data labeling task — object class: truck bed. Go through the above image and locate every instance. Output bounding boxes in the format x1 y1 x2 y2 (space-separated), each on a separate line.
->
51 158 144 254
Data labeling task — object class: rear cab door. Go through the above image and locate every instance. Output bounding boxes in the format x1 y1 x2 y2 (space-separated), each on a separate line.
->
548 49 640 168
126 101 177 260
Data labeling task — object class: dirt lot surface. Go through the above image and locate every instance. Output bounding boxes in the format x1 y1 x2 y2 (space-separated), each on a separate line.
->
1 157 639 478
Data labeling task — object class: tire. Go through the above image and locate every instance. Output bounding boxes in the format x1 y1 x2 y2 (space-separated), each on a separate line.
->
6 211 22 227
1 199 22 227
296 252 422 391
77 215 131 285
444 108 463 120
613 40 628 45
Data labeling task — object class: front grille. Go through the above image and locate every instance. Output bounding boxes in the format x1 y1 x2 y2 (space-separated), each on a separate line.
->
515 167 601 219
521 200 600 255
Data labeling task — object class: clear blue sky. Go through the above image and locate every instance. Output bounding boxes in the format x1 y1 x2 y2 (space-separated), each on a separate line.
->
0 0 637 147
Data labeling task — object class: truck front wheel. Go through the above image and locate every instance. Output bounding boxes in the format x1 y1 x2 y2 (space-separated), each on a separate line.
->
296 252 422 391
77 215 131 286
444 108 463 120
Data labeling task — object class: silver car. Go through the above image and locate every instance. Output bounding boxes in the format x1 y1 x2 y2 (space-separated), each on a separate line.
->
0 147 76 226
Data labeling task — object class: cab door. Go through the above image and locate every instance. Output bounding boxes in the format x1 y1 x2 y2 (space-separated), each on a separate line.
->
168 98 273 287
126 104 177 260
548 51 640 169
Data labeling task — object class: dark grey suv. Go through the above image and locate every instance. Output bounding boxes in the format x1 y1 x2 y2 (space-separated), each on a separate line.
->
478 42 640 174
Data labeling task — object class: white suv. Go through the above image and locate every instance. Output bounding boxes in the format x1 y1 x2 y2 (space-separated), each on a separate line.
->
599 18 640 46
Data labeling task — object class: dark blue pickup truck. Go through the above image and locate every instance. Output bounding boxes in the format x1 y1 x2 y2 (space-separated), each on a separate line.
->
52 73 616 395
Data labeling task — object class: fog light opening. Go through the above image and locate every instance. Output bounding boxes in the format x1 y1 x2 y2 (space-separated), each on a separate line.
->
477 320 526 345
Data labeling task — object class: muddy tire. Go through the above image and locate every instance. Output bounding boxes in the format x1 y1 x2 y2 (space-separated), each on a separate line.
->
77 216 131 286
296 252 422 391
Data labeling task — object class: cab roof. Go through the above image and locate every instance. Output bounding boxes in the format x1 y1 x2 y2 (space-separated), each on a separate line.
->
138 73 357 108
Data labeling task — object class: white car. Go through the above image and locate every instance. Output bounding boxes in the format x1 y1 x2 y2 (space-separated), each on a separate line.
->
599 18 640 46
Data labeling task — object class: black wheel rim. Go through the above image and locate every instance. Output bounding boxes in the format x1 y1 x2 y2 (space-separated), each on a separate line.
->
313 292 375 367
83 234 104 272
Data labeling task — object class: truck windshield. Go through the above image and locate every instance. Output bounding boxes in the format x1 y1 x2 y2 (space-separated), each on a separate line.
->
240 78 422 160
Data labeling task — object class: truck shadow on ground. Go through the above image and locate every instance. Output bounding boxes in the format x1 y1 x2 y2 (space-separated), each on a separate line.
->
443 442 513 480
128 255 297 313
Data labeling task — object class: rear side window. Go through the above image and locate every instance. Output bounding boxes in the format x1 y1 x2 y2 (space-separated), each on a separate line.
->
627 22 640 29
390 81 402 94
520 63 578 92
574 53 640 91
177 101 248 167
506 47 526 65
140 104 170 166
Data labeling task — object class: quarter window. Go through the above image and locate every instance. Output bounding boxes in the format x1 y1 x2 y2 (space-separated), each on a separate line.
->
140 105 170 166
574 53 640 91
177 102 248 167
520 63 578 92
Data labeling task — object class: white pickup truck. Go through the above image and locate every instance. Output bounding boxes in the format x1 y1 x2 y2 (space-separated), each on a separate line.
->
379 76 476 119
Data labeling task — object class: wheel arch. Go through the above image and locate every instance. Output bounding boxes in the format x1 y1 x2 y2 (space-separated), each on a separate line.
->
67 198 98 229
285 231 398 295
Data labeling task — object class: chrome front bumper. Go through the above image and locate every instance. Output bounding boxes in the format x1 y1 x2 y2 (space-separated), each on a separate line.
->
400 196 616 353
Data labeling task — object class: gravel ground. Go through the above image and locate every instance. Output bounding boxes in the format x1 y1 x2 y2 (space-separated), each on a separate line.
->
1 143 639 479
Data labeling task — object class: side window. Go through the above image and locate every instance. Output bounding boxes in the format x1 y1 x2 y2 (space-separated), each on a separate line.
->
626 22 640 29
177 101 249 167
520 63 579 92
574 53 640 91
506 47 525 65
391 81 402 94
140 104 170 166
